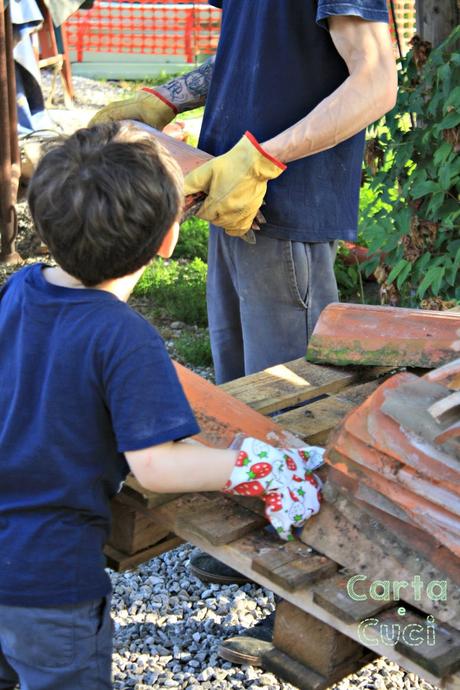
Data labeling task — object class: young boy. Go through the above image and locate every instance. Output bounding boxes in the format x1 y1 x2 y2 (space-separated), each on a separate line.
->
0 122 322 690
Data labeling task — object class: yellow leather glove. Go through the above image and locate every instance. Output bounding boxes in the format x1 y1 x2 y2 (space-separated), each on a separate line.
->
89 88 177 130
184 131 286 236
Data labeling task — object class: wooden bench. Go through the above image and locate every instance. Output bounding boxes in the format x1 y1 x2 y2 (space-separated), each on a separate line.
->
107 358 460 690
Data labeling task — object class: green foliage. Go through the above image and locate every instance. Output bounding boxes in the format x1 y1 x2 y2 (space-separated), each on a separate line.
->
361 27 460 306
334 246 365 304
175 216 209 261
175 330 213 367
134 257 208 326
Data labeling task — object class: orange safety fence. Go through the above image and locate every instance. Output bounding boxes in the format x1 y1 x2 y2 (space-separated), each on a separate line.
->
388 0 417 55
64 0 417 67
64 1 221 64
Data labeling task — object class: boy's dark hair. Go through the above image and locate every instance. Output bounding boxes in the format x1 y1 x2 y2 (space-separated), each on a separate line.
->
27 122 183 286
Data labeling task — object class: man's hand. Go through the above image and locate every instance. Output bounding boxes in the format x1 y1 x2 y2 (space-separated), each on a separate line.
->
89 88 177 130
184 131 286 236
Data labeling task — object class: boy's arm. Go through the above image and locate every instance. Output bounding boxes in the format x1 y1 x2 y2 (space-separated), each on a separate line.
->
90 55 215 128
125 439 236 493
125 437 325 541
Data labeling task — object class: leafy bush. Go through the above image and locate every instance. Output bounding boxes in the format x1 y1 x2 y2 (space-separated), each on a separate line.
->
175 330 213 367
175 216 209 261
360 27 460 307
135 257 208 326
334 247 365 304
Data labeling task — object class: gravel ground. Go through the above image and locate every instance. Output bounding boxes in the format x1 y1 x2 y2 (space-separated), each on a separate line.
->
6 73 441 690
110 544 439 690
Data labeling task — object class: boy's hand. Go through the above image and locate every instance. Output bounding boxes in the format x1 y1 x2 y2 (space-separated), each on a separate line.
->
89 88 177 130
184 131 286 237
223 437 323 541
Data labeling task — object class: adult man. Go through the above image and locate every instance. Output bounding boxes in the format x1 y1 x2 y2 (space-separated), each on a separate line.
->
93 0 397 664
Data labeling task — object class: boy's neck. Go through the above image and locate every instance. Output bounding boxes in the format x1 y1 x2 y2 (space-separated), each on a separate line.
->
43 266 144 302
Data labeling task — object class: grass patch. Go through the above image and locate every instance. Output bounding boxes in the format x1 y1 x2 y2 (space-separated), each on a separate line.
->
175 330 212 367
176 216 208 261
135 257 208 326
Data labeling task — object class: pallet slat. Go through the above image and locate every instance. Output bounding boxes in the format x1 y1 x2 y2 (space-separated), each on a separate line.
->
179 497 266 545
274 380 381 445
104 535 184 572
252 543 337 591
220 358 386 415
312 573 392 623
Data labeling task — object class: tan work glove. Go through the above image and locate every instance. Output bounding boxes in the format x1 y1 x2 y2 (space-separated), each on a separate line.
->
184 131 286 236
89 88 177 130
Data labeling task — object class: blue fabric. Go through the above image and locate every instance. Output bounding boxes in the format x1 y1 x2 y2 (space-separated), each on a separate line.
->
0 595 113 689
201 0 389 242
10 0 55 134
207 228 338 383
0 264 199 607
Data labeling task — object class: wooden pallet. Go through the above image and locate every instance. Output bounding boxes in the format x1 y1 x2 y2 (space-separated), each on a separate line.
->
131 490 460 689
109 358 460 689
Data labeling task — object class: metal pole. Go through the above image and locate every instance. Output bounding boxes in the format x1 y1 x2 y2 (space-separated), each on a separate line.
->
0 0 21 263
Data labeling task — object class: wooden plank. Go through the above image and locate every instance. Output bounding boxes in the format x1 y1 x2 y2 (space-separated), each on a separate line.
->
306 303 460 368
220 358 387 415
312 572 393 623
252 543 337 591
274 380 381 445
120 475 182 510
378 609 460 677
252 541 315 574
260 646 327 690
273 600 367 677
109 499 170 554
262 646 375 690
104 534 184 572
179 496 266 545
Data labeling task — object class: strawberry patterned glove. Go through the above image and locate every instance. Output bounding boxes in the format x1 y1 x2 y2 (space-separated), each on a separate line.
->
222 437 324 541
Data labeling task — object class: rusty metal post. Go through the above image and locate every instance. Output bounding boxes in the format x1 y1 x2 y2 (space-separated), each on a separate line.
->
0 0 21 263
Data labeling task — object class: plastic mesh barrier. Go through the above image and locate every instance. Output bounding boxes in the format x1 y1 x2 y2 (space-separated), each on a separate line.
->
64 1 221 64
389 0 417 54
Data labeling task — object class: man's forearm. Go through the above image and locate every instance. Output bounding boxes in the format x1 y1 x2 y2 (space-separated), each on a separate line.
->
262 66 396 163
155 55 215 113
262 18 397 164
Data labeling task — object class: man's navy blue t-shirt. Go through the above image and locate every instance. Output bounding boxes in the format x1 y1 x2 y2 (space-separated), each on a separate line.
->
199 0 389 242
0 265 199 606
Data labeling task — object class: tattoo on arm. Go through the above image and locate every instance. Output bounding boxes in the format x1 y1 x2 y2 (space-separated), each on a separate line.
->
158 56 215 112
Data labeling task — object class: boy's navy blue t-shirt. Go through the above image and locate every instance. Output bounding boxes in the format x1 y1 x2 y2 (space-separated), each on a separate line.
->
0 264 199 607
199 0 389 242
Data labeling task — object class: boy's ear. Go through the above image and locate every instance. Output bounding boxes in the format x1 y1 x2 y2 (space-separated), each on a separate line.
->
157 221 180 259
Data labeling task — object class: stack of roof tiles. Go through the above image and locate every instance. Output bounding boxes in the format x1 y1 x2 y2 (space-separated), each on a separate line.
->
321 358 460 624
